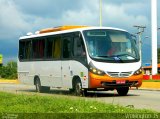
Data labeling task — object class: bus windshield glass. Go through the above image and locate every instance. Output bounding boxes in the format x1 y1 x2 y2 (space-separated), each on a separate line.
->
83 29 140 63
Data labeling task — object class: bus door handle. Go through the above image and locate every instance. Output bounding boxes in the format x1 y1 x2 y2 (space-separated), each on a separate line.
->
70 70 73 76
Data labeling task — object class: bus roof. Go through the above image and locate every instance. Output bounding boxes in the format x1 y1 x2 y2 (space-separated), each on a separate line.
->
20 26 127 40
39 25 88 34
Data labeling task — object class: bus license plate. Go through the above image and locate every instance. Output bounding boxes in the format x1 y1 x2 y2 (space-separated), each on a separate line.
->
116 80 125 84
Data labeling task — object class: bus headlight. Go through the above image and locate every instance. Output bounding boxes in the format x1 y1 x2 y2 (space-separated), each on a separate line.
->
134 68 142 75
89 62 105 76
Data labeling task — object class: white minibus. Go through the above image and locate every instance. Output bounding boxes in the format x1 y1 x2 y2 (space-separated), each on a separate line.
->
18 26 142 96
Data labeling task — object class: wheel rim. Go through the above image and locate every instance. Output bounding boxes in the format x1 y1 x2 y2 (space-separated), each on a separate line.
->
36 80 40 92
75 82 82 96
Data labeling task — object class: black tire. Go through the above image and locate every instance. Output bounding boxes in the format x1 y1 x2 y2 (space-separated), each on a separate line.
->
73 80 83 96
69 88 74 93
117 87 129 96
82 89 88 97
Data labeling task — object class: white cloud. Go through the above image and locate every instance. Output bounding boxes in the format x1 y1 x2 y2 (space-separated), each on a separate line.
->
60 8 98 26
103 4 149 29
0 0 151 39
0 0 30 40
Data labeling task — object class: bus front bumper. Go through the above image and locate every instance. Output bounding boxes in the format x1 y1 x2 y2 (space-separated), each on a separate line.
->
89 72 143 89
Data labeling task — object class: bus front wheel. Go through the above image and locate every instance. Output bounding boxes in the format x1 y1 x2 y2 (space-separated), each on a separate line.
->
73 80 83 96
116 87 129 96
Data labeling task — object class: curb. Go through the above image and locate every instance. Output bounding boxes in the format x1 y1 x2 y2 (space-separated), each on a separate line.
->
0 80 20 84
140 82 160 89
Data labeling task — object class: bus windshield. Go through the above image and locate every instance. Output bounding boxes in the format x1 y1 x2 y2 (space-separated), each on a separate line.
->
83 29 140 63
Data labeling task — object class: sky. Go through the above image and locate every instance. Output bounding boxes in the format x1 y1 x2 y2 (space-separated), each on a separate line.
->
0 0 160 65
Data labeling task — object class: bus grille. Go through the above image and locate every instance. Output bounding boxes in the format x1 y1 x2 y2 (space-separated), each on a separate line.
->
106 72 133 78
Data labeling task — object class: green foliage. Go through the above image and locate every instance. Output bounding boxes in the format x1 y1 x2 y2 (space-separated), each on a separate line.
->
0 61 17 79
143 79 160 82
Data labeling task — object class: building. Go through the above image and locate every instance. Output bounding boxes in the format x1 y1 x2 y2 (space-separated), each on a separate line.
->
143 64 160 75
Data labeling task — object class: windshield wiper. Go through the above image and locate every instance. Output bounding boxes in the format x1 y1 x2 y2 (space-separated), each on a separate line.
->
112 54 137 60
97 55 123 62
96 55 110 58
96 55 113 59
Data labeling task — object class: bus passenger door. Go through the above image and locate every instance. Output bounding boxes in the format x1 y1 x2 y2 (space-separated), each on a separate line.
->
46 36 62 88
61 36 73 88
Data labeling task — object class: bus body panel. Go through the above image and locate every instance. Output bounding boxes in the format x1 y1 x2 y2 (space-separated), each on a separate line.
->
68 60 88 88
18 61 62 87
18 60 88 89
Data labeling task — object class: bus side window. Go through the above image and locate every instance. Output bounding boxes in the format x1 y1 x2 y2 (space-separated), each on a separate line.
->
53 38 61 58
19 40 32 60
46 36 61 59
19 41 25 60
46 37 53 58
73 36 86 57
63 37 72 58
26 41 32 59
32 39 45 59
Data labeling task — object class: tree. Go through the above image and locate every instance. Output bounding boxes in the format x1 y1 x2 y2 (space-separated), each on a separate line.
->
0 61 17 79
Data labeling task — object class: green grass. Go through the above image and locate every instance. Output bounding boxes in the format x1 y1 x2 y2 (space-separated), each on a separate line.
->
0 92 158 119
143 80 160 82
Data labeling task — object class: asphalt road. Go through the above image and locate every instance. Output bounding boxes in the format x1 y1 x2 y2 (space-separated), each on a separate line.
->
0 83 159 112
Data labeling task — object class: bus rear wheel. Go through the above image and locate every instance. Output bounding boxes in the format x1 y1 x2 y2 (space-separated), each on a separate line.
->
116 87 129 96
35 78 50 93
35 78 42 93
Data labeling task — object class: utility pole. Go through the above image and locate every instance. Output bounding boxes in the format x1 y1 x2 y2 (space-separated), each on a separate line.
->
99 0 102 27
133 25 146 62
158 28 160 63
151 0 158 75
